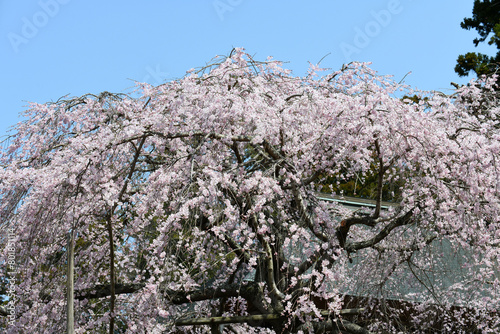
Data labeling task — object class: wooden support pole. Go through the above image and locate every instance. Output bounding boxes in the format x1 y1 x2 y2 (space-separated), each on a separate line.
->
66 230 75 334
174 308 365 326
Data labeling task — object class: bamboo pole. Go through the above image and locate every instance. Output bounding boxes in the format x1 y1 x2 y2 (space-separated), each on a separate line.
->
174 308 365 326
66 230 75 334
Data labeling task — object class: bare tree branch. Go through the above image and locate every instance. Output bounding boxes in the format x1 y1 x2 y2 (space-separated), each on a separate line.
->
75 283 146 300
345 209 414 252
291 184 329 242
164 281 272 314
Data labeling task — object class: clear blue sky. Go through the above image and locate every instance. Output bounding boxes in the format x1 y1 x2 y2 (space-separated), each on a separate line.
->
1 0 496 137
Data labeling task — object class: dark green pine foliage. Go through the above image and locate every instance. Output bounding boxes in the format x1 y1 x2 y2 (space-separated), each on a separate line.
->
455 0 500 77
